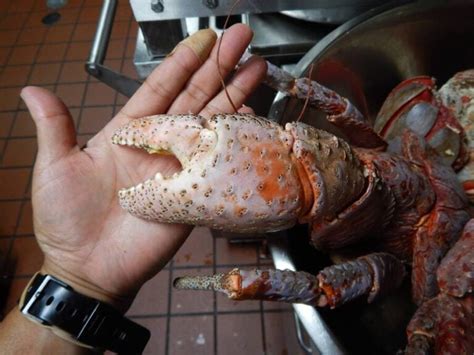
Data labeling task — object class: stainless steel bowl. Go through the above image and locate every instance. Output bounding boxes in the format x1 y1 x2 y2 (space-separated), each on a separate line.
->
281 0 392 25
268 1 474 354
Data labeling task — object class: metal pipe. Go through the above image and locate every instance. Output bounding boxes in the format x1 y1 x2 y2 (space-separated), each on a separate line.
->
87 0 117 73
86 0 141 98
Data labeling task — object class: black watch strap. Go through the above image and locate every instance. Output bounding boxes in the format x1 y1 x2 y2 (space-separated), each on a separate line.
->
20 274 150 354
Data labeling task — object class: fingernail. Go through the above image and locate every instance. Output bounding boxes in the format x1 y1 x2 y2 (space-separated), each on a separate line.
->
20 87 30 100
19 86 34 106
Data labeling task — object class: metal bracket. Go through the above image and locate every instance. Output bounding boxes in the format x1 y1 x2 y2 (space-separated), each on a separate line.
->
86 0 142 98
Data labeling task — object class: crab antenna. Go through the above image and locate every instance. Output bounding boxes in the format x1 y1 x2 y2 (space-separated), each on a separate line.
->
217 0 242 113
297 63 315 122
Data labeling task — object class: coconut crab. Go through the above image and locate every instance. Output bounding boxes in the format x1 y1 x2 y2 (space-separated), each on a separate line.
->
112 60 474 353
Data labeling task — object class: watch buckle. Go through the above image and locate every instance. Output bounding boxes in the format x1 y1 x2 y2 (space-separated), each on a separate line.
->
20 274 69 325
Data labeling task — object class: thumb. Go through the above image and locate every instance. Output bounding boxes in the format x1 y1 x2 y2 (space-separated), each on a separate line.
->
21 86 78 166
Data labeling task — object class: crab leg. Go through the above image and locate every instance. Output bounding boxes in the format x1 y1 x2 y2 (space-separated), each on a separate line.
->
174 253 405 308
174 268 323 305
406 219 474 354
239 53 386 149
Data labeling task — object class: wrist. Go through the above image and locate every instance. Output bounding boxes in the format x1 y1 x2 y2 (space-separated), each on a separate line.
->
0 307 94 354
18 270 150 353
40 260 135 313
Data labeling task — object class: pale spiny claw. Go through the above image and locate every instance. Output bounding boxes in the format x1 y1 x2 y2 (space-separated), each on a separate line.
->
111 114 305 233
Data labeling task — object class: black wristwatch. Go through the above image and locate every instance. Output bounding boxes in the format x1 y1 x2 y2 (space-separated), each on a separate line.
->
20 273 150 354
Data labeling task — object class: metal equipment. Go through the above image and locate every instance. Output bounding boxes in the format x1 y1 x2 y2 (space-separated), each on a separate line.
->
86 0 394 96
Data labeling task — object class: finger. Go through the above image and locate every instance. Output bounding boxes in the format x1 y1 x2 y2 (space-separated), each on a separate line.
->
116 29 217 125
200 55 267 118
238 105 255 114
20 86 77 166
167 23 253 115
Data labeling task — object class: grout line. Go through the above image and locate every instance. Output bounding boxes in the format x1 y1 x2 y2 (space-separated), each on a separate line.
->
0 198 31 203
164 260 174 355
0 17 130 33
212 230 217 355
0 131 106 140
128 308 293 320
4 1 103 15
0 103 129 114
0 133 88 141
1 18 130 30
0 165 36 170
3 234 34 239
0 56 134 71
258 243 267 354
0 36 137 49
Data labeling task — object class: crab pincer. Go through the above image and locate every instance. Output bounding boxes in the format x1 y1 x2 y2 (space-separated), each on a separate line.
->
111 113 307 233
112 113 368 234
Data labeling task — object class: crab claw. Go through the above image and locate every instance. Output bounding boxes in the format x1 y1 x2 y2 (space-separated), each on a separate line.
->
112 114 305 232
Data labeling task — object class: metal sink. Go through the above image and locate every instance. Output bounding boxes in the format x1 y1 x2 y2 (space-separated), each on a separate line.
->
267 1 474 354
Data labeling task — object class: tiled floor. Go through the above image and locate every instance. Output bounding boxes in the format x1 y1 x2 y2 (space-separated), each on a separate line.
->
0 1 303 354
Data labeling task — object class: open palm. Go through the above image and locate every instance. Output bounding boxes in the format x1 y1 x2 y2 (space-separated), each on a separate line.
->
23 25 266 310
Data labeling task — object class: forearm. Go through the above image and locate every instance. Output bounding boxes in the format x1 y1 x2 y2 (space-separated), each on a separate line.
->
0 307 96 354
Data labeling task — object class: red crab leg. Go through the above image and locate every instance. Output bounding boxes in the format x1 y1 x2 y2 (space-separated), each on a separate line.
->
174 268 323 305
174 253 405 308
437 219 474 298
405 295 474 355
406 219 474 354
239 53 386 149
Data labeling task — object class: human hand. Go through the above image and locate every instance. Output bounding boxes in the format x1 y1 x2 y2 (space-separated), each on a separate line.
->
21 24 266 312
